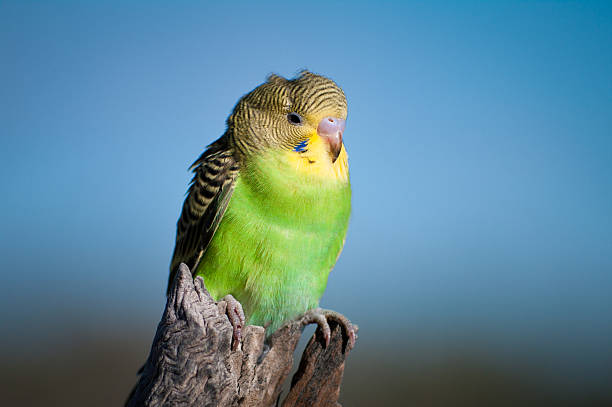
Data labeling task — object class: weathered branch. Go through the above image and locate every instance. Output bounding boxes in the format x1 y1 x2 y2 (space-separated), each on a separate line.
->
126 264 356 407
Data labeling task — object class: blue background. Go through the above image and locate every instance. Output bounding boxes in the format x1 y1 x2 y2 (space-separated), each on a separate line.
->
1 1 611 405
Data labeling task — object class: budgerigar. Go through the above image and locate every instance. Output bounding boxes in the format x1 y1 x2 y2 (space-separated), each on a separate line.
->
168 71 354 347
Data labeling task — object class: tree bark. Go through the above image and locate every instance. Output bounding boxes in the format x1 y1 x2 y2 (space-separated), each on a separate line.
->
126 264 356 407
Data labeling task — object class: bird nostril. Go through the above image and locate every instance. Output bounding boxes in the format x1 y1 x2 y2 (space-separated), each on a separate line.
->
318 116 345 136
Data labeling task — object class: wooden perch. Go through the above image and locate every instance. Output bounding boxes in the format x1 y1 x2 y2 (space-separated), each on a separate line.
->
126 264 356 407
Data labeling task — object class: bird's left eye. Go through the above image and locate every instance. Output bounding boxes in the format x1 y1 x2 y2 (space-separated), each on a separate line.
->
287 112 303 125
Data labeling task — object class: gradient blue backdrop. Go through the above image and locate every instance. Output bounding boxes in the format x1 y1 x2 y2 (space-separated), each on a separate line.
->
1 0 611 394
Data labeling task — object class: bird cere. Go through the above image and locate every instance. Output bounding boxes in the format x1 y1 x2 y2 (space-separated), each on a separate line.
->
168 71 355 348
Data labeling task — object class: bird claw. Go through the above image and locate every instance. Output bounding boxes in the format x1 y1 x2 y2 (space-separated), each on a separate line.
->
299 308 357 350
222 294 245 351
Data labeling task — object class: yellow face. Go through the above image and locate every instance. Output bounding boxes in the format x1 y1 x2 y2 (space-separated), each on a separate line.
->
286 115 349 183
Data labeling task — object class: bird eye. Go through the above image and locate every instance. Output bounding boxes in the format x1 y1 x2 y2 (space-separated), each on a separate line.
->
287 112 303 125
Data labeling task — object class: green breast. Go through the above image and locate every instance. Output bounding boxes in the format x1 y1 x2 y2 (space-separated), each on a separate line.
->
195 151 351 332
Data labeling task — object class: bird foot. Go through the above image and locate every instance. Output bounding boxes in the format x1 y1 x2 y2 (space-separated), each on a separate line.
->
222 294 245 350
299 308 357 350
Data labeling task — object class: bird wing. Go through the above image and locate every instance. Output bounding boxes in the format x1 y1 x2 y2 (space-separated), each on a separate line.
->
167 140 239 294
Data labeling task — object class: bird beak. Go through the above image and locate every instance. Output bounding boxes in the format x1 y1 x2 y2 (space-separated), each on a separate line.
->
317 116 345 163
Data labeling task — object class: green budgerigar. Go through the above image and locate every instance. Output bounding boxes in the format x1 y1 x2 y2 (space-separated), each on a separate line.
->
168 71 354 347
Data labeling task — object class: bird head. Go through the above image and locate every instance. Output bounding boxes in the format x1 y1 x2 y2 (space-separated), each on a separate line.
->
228 71 348 166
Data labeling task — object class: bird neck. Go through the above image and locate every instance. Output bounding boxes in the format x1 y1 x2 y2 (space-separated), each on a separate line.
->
236 149 351 227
